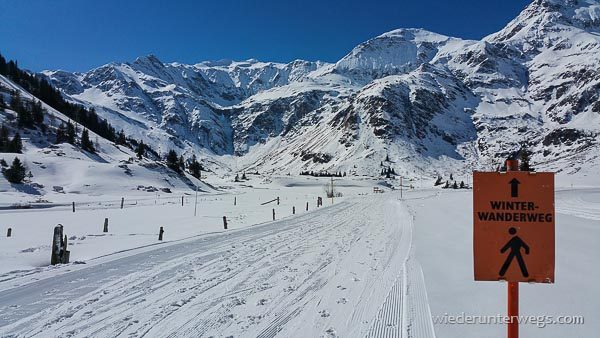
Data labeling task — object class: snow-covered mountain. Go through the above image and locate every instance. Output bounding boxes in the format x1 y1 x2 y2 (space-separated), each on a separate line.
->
44 0 600 177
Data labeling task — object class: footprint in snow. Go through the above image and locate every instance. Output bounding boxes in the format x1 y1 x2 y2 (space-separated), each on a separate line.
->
257 299 268 306
336 298 348 304
319 310 330 318
324 327 338 337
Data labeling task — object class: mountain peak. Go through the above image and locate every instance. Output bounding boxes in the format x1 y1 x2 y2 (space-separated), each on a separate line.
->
133 54 163 66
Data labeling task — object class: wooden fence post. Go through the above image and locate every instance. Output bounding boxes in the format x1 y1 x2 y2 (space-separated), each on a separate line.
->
51 224 70 265
103 218 109 233
72 202 75 213
7 228 12 237
121 197 125 209
234 196 237 206
223 216 228 230
277 197 280 205
306 202 309 211
158 226 164 241
293 206 295 215
273 208 276 220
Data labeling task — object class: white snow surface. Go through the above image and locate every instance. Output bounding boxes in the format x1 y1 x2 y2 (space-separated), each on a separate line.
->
0 180 598 337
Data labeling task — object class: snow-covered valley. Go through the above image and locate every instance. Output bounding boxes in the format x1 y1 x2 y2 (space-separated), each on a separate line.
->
0 183 598 337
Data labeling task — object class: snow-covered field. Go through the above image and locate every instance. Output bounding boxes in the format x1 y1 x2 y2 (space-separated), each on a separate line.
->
0 178 598 337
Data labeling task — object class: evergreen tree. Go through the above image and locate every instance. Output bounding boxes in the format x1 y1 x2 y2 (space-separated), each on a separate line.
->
56 122 68 144
460 181 465 189
434 176 443 186
80 129 95 153
234 173 240 182
166 150 180 173
2 157 27 183
135 140 145 159
450 173 454 181
241 172 247 180
519 145 533 172
178 155 185 172
187 155 202 179
116 130 127 145
66 121 76 144
0 125 9 151
452 181 458 189
31 100 44 125
7 132 22 153
9 90 22 112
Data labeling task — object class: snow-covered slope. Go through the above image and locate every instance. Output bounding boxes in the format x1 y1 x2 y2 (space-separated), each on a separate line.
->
0 75 214 206
43 0 600 178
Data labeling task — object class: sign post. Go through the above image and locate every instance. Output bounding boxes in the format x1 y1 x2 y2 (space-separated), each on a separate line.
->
473 159 555 338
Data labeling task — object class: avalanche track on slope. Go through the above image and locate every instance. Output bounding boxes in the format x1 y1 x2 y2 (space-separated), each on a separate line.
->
0 195 434 338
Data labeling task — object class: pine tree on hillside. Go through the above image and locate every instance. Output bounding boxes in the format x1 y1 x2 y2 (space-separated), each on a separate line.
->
166 150 180 173
7 132 22 153
178 155 185 171
66 121 76 144
0 125 9 151
80 129 95 153
56 122 67 144
2 157 27 184
519 145 533 172
116 130 127 146
9 90 22 112
31 100 44 125
187 155 202 179
135 140 145 159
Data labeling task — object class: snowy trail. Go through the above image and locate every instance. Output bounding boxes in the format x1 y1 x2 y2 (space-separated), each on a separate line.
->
0 195 434 338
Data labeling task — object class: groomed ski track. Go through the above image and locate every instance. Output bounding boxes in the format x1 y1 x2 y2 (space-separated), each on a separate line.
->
0 194 435 338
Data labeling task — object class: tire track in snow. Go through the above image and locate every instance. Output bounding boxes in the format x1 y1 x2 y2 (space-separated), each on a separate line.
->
0 195 435 338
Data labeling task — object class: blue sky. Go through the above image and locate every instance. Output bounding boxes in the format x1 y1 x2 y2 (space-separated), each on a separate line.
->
0 0 531 72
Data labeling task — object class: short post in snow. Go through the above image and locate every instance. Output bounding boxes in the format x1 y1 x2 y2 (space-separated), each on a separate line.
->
223 216 228 230
72 202 75 213
103 218 109 233
158 226 164 241
51 224 70 265
234 196 237 206
7 228 12 237
194 185 199 217
277 197 280 205
400 176 403 199
293 206 295 215
121 197 125 209
272 208 276 221
182 196 184 206
306 202 309 211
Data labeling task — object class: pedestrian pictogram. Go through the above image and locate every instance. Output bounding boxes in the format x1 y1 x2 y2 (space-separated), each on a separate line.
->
499 227 529 278
473 171 555 283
